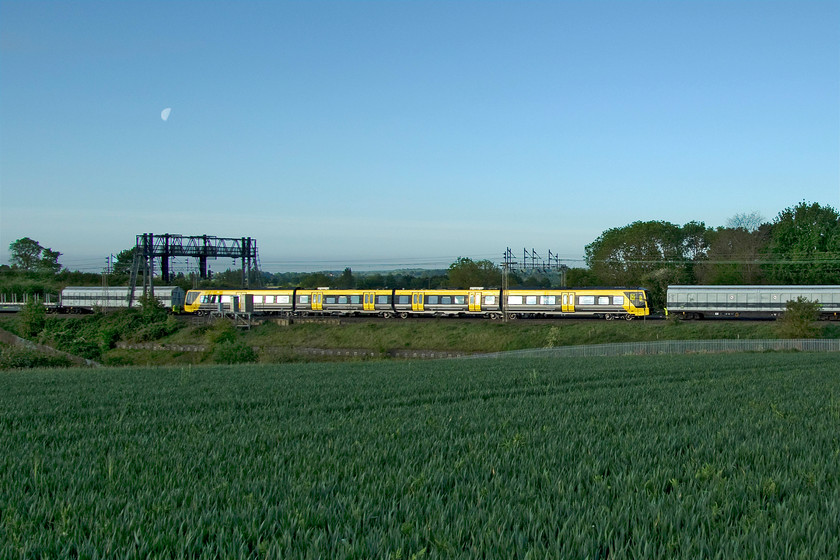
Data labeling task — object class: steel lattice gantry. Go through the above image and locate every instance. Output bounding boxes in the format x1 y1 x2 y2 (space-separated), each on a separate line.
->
130 234 259 303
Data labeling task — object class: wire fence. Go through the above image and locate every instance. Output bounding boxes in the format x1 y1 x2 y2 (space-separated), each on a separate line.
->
466 339 840 359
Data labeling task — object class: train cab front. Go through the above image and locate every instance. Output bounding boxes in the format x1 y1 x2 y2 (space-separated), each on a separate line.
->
625 290 650 317
184 290 204 314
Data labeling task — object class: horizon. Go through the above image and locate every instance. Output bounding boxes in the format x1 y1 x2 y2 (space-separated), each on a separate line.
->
2 1 838 273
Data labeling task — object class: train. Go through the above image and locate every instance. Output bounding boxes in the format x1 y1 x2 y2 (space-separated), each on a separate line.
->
49 286 186 313
36 284 840 321
183 287 651 320
666 285 840 320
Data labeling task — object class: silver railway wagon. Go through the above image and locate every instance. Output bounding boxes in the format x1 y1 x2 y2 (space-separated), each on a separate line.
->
666 285 840 320
58 286 186 313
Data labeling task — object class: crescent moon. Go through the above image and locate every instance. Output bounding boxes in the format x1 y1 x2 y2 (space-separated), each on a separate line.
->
161 108 171 121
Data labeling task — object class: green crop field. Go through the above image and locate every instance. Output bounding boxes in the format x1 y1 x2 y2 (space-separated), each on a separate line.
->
2 353 839 558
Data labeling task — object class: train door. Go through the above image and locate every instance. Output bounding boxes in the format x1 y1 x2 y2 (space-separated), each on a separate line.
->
312 292 323 311
363 292 375 311
562 292 575 313
469 291 482 312
412 292 424 312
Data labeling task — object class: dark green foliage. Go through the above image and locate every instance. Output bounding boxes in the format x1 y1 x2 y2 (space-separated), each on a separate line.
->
205 319 237 346
584 221 709 286
138 292 168 321
695 225 770 284
212 340 258 364
765 202 840 284
334 267 355 289
17 297 47 337
204 319 256 364
447 257 502 288
8 237 61 272
0 344 72 368
35 308 183 361
775 297 821 338
1 354 838 556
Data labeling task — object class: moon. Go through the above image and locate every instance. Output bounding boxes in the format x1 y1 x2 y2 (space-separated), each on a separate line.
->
161 107 171 121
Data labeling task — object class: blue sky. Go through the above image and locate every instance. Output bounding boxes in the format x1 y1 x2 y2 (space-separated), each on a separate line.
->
1 1 838 272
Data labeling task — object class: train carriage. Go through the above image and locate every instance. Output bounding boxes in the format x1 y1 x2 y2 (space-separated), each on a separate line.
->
184 289 295 316
392 288 502 318
294 289 394 317
504 288 649 319
667 285 840 320
59 286 185 313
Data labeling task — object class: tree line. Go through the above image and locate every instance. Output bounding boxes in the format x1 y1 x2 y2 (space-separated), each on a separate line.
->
3 202 838 308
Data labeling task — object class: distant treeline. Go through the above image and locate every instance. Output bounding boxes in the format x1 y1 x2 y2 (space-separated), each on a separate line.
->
2 202 838 309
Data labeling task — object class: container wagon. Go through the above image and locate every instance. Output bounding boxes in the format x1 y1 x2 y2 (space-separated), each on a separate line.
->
57 286 186 313
666 285 840 320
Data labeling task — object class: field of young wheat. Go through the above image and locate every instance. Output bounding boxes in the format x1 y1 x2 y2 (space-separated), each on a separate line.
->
2 353 838 558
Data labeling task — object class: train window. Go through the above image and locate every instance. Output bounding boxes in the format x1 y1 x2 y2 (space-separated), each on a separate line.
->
454 296 465 304
278 295 290 304
579 296 595 305
598 297 610 305
299 295 310 304
376 295 390 304
485 295 496 305
350 295 361 304
541 296 556 305
613 296 624 305
338 296 348 304
324 296 337 304
200 295 210 303
526 296 537 305
441 296 452 304
397 295 410 304
428 296 440 304
508 296 523 305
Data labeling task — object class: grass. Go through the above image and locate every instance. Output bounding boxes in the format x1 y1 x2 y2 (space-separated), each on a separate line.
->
1 313 834 367
1 353 839 558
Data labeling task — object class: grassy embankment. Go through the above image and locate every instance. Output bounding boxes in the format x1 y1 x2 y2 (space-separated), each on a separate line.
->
2 312 839 367
2 354 839 557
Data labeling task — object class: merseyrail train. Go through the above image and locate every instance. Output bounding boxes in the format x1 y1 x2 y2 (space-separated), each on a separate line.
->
184 287 651 320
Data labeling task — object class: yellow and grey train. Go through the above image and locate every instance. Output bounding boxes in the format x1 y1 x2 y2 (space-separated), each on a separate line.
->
184 287 650 320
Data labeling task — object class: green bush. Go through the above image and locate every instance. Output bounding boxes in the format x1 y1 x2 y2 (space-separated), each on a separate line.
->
0 344 71 369
206 319 237 346
212 340 258 364
775 297 821 338
17 298 47 338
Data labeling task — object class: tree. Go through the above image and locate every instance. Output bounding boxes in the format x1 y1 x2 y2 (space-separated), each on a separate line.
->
726 211 765 232
584 221 709 286
764 202 840 284
694 225 770 285
299 272 331 288
8 237 62 273
18 297 47 338
775 297 821 338
335 267 355 289
9 238 43 271
446 257 501 288
112 247 138 276
38 248 62 274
